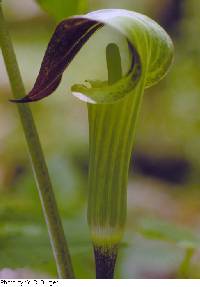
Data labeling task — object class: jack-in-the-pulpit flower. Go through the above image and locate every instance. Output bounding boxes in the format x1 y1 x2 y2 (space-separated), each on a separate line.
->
13 9 174 278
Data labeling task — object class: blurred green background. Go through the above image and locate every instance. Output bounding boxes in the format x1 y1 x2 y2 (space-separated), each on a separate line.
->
1 0 200 279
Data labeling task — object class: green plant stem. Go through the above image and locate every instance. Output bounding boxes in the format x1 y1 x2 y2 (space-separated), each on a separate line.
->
178 248 194 278
0 2 74 279
88 43 123 279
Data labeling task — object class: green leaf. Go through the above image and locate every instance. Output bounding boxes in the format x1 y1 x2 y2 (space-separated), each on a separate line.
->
36 0 88 21
137 217 200 249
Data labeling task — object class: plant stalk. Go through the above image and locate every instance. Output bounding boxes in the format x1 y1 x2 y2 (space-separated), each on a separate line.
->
0 2 74 279
88 40 145 278
88 43 124 279
178 248 194 278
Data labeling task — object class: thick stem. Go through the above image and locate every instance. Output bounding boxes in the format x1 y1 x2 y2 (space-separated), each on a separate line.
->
87 42 145 278
0 2 74 278
94 245 117 279
178 248 194 278
88 43 133 278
